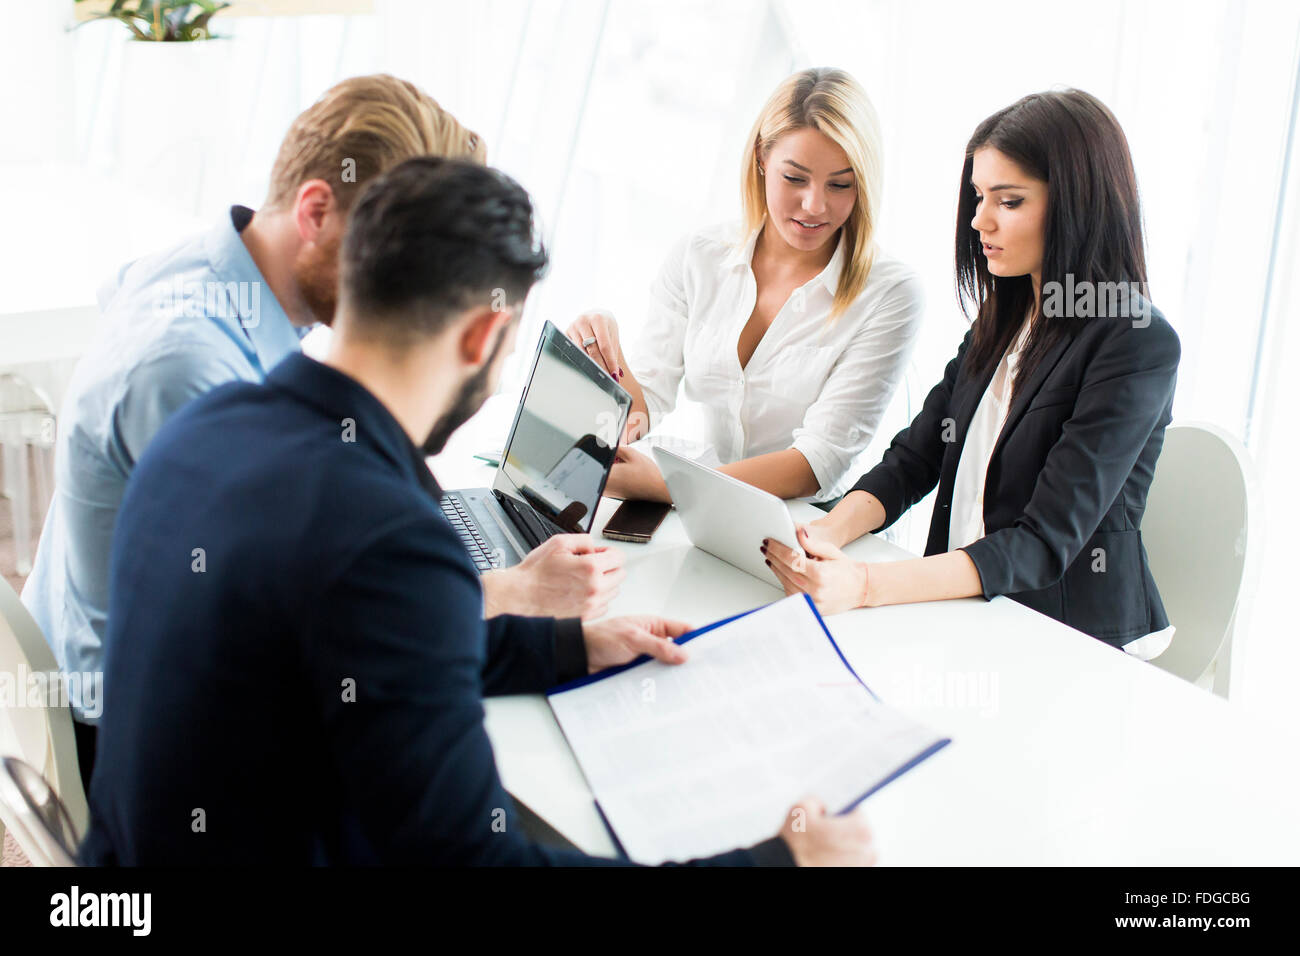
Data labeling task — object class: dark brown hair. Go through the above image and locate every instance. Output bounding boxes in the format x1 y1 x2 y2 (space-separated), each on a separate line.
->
340 157 547 345
955 89 1147 400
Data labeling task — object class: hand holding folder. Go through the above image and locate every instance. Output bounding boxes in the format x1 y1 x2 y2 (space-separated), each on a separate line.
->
549 594 951 864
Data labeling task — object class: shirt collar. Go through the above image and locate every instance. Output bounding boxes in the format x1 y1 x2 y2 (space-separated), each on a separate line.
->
266 353 442 499
723 218 849 297
202 205 304 376
723 223 764 270
1011 312 1035 354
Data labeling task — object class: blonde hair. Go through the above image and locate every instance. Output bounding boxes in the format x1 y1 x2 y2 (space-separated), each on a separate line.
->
740 68 883 320
264 74 486 212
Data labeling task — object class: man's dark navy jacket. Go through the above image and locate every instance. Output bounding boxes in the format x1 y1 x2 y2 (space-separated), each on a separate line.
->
79 353 790 866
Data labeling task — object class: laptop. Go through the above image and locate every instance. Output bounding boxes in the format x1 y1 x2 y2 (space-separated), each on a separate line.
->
441 321 631 572
651 446 803 589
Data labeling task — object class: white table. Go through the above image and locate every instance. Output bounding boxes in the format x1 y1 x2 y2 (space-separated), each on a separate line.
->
429 404 1300 865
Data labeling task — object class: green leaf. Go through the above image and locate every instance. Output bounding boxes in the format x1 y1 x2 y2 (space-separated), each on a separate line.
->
76 11 153 41
76 1 227 42
186 7 225 40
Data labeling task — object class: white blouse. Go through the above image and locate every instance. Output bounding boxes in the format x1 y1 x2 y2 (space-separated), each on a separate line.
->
626 221 924 500
948 316 1174 661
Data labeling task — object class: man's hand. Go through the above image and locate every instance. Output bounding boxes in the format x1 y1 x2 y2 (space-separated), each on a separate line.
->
779 796 877 866
482 534 625 619
603 445 671 503
582 615 691 673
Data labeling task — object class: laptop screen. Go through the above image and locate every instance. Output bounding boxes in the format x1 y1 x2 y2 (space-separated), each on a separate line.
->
492 321 631 534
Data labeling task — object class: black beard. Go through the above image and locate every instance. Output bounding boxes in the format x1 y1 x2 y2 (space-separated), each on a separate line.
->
420 328 508 456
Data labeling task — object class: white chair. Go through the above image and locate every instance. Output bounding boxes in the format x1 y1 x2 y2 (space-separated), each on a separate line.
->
0 575 88 857
1142 422 1260 697
0 373 57 576
0 756 79 866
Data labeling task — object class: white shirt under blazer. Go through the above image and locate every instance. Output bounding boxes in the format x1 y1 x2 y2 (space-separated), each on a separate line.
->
627 221 925 500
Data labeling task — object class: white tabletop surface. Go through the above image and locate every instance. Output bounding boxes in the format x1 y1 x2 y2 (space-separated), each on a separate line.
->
429 396 1300 865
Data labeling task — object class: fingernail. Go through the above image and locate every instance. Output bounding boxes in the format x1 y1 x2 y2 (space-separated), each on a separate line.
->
765 559 771 567
759 544 766 553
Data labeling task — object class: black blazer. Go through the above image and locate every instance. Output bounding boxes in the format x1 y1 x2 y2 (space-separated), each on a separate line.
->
852 302 1180 647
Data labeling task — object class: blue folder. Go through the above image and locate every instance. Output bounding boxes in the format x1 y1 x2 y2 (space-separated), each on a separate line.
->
546 593 952 860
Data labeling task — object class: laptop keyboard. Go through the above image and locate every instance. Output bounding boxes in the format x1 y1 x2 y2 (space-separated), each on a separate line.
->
440 495 503 571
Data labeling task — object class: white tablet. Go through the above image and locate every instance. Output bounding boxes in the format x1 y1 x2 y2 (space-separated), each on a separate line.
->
652 446 803 589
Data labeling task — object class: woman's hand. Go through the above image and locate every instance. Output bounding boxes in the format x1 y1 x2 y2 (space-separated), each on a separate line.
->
800 516 846 552
604 445 671 503
762 524 870 615
566 310 626 382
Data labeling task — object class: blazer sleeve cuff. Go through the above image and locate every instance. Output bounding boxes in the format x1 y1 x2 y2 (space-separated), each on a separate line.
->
746 836 796 867
553 617 588 684
958 540 1000 601
849 468 904 531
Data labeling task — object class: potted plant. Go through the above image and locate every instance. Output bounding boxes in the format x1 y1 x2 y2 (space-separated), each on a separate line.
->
75 1 231 42
74 2 236 212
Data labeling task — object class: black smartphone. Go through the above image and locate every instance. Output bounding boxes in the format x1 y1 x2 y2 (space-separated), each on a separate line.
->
602 499 672 543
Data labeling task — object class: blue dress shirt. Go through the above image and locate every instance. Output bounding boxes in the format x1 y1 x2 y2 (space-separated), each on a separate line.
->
22 207 308 722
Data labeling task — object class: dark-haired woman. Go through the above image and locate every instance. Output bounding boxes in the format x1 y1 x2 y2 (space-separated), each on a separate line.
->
764 89 1180 657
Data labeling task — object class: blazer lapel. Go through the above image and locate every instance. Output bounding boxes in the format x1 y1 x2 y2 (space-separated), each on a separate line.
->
925 356 997 556
988 331 1075 465
951 359 997 454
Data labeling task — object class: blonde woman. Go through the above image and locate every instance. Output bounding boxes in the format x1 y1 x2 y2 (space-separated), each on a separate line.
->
566 67 923 504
